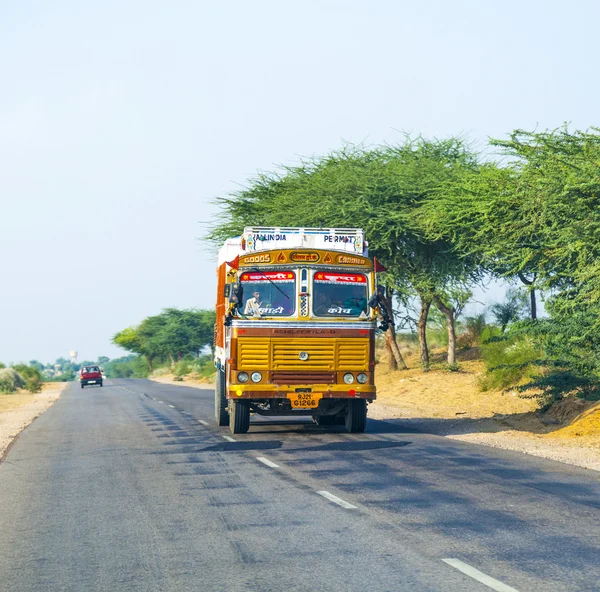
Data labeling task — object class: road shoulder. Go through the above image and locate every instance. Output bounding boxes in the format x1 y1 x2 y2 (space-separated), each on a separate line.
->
0 382 67 460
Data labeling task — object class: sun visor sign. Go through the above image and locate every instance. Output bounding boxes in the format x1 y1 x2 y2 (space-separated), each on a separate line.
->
291 252 320 262
314 272 367 285
240 272 295 283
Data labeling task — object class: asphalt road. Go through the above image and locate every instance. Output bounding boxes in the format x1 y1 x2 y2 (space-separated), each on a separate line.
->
1 380 599 592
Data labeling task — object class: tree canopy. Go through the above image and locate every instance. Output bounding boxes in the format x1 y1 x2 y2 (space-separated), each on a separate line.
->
113 308 216 369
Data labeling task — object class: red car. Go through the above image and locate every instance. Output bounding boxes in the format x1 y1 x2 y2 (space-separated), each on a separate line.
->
80 366 103 388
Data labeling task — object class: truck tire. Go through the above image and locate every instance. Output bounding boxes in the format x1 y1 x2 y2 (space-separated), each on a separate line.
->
215 369 229 426
230 400 250 434
345 399 367 433
81 384 84 389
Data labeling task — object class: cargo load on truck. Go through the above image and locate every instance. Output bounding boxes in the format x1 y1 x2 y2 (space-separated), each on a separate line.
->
214 227 384 434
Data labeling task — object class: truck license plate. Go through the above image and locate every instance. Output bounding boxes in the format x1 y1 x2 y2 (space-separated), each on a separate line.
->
288 393 322 409
87 380 96 384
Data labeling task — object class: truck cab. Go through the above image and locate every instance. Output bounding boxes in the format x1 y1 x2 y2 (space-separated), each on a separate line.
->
215 228 377 434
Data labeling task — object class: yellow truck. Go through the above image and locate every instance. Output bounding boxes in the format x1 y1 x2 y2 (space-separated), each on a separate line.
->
214 227 379 434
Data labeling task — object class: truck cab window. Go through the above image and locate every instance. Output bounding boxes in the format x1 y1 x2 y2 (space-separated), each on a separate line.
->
313 272 368 317
240 270 296 316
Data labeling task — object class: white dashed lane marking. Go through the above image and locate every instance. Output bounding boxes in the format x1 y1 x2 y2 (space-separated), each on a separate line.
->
168 405 175 409
442 559 520 592
257 457 279 468
317 491 357 509
198 420 209 426
222 435 236 442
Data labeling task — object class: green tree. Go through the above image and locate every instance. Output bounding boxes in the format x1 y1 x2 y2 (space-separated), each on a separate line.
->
113 309 216 370
208 137 482 369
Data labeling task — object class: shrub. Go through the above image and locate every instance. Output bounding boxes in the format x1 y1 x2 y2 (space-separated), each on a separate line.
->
0 368 26 393
456 331 475 350
479 329 542 392
11 364 44 393
174 361 192 377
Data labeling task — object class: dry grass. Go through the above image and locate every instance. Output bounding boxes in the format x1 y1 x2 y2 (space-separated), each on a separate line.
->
374 343 600 441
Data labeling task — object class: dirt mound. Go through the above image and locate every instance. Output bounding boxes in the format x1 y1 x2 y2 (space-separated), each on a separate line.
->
544 396 593 423
549 401 600 438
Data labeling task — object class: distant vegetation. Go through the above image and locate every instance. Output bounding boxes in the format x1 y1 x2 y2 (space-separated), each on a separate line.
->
0 308 217 391
111 308 216 379
208 126 600 408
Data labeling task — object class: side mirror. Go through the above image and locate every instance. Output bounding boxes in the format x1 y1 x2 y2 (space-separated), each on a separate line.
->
368 284 386 309
368 284 391 332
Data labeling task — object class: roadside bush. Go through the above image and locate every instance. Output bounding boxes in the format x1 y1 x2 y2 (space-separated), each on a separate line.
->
0 368 26 394
479 328 542 392
174 360 192 377
104 356 149 378
11 364 44 393
189 356 215 379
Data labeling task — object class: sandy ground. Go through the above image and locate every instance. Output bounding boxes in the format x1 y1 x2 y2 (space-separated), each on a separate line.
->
0 382 67 459
150 374 215 389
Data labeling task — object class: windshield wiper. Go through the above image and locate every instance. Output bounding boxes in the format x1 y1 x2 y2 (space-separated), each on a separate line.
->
250 268 291 299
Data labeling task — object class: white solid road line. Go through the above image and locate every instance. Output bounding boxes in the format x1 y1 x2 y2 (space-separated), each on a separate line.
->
222 435 236 442
198 420 209 426
257 456 279 468
317 490 357 509
442 559 520 592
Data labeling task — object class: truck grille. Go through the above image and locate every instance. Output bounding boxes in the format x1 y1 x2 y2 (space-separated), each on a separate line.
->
238 339 270 370
337 339 369 370
236 337 369 372
272 339 335 370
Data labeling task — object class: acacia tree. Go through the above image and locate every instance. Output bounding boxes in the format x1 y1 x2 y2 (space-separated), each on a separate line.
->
429 126 600 398
208 137 482 370
113 309 216 369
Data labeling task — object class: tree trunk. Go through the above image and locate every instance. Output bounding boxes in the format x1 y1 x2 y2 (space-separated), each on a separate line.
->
433 295 457 365
146 356 154 372
381 289 407 371
518 272 537 320
417 295 432 371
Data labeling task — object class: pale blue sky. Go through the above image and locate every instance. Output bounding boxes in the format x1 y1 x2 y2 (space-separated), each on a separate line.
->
1 0 598 363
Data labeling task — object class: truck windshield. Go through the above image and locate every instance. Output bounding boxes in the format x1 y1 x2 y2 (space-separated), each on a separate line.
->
240 271 296 316
313 272 368 317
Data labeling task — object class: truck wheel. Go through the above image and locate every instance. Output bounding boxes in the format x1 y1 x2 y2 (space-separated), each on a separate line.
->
81 384 84 389
345 399 367 433
230 400 250 434
215 369 229 426
99 382 103 387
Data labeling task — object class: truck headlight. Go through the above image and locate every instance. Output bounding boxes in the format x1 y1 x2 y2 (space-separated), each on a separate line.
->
251 372 262 383
343 373 354 384
237 372 249 383
357 373 368 384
